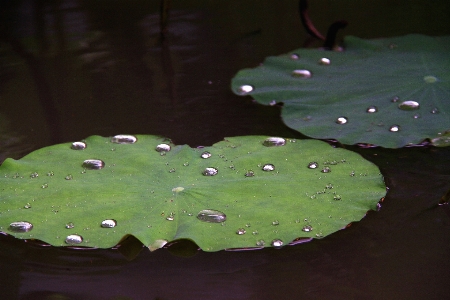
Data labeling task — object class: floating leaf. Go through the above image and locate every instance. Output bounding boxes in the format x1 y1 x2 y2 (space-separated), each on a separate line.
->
0 135 385 251
232 35 450 148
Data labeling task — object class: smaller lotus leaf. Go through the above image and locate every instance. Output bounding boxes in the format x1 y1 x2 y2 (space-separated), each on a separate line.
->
0 135 385 251
232 34 450 148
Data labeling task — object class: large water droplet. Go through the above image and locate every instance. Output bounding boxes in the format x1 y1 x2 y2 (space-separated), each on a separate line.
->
319 58 330 65
101 219 117 228
263 137 286 147
271 239 283 248
9 221 33 232
291 69 312 78
398 100 420 111
156 144 171 152
202 167 218 176
237 85 254 95
262 164 275 171
65 234 83 244
308 162 318 169
197 209 227 223
389 125 400 132
236 228 246 235
423 75 437 83
366 106 378 113
111 135 137 144
82 159 105 170
336 117 348 124
71 141 86 150
201 151 211 159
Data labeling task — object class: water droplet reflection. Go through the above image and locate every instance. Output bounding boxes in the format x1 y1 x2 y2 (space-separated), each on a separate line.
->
202 167 218 176
237 85 254 95
302 225 313 232
271 239 283 248
398 100 420 111
262 164 275 171
82 159 105 170
236 228 246 235
263 137 286 147
319 58 330 65
111 135 137 144
201 151 211 159
101 219 117 228
197 209 227 223
71 142 86 150
366 106 378 113
9 221 33 232
65 234 83 244
156 144 171 152
336 117 348 124
65 222 75 229
308 162 318 169
389 125 400 132
291 69 312 78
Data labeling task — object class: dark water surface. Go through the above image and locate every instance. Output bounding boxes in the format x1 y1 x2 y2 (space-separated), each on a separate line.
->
1 1 450 299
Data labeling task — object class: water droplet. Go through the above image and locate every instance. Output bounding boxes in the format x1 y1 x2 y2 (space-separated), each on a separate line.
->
245 170 255 177
290 53 299 60
9 221 33 232
156 144 171 152
82 159 105 170
389 125 400 132
319 58 330 65
202 167 218 176
65 174 73 180
65 222 74 229
336 117 348 124
256 240 266 246
65 234 83 244
172 187 184 193
24 203 31 209
350 171 355 176
333 195 342 201
237 85 254 95
236 228 246 235
325 183 333 189
398 100 420 111
302 225 313 232
168 168 176 173
391 96 399 103
183 162 189 166
47 171 54 176
291 69 312 78
30 172 39 178
252 230 259 235
272 220 280 226
366 106 378 113
271 239 283 248
269 100 277 106
413 114 421 119
321 167 331 173
423 75 437 83
197 209 227 223
111 135 137 144
262 164 275 171
308 162 318 169
263 137 286 147
200 151 212 159
41 183 48 189
431 107 439 114
101 219 117 228
71 141 86 150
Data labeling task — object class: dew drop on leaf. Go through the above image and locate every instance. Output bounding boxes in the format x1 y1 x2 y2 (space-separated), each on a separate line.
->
366 106 378 113
262 164 275 171
101 219 117 228
389 125 400 132
271 239 283 247
197 209 227 223
237 85 253 95
65 234 83 244
202 167 218 176
200 151 211 159
308 162 318 169
319 58 330 65
71 142 86 150
111 135 137 144
65 222 75 229
9 221 33 232
82 159 105 170
336 117 348 125
291 69 312 78
302 225 313 232
263 137 286 147
398 100 420 111
236 228 246 235
156 144 171 152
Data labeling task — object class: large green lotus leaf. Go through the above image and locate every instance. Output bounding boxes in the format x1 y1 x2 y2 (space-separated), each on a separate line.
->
231 35 450 148
0 135 385 251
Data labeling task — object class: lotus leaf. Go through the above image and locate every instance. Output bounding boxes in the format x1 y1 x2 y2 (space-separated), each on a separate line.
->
232 34 450 148
0 135 385 251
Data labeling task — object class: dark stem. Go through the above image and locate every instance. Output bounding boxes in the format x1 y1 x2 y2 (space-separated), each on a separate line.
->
323 20 348 49
299 0 325 41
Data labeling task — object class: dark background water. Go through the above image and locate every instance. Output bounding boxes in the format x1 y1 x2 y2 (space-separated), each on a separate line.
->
1 0 450 299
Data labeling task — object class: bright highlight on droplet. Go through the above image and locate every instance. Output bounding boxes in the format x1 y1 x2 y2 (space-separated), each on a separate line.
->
155 144 171 152
398 101 420 111
389 125 400 132
82 159 105 170
237 85 254 95
366 106 378 113
423 75 437 83
291 69 312 78
101 219 117 228
290 53 300 60
197 209 227 223
111 135 137 144
71 142 86 150
263 137 286 147
336 117 348 124
9 221 33 232
319 58 331 65
65 234 83 244
202 167 218 176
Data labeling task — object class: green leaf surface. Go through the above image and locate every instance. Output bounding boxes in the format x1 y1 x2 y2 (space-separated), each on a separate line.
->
232 35 450 148
0 135 385 251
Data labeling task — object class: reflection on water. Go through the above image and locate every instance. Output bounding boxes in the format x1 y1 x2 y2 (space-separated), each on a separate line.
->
1 0 450 299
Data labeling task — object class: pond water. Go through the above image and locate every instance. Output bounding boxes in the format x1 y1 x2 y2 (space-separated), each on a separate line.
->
1 0 449 299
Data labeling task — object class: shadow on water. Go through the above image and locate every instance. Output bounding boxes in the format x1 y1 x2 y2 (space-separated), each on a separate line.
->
0 0 450 299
